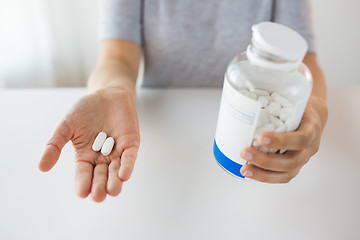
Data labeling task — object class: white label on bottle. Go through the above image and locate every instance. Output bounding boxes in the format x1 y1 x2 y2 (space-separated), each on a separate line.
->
215 76 261 165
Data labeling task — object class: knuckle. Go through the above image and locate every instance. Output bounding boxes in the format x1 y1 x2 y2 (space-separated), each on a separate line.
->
282 153 301 172
290 170 299 180
312 144 320 155
305 123 321 143
300 151 311 165
288 170 299 182
297 132 310 148
281 174 294 184
278 169 299 184
46 141 62 153
285 160 298 172
283 177 292 184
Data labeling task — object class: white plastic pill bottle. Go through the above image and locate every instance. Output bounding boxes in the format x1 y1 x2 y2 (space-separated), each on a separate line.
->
213 22 313 179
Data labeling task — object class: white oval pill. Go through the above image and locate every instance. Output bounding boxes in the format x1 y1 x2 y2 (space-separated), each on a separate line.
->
252 139 260 149
279 108 293 122
258 96 269 108
269 148 278 154
249 92 257 100
101 137 115 156
251 89 270 96
255 123 276 138
272 94 294 108
270 92 280 98
92 132 107 151
257 123 276 132
266 102 281 117
281 107 293 114
270 115 284 128
259 146 270 153
266 96 271 103
258 108 270 127
275 125 287 133
284 119 292 129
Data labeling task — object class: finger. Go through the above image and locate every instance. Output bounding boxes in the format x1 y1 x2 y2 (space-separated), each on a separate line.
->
107 159 123 196
39 120 72 172
240 163 298 184
240 147 301 172
257 120 315 151
118 146 138 182
91 164 108 202
74 161 93 198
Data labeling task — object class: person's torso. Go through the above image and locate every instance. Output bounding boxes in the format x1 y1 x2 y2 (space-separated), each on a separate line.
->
142 0 274 87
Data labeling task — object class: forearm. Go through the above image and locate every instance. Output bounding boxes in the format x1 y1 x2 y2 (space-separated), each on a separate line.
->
303 52 328 127
303 53 327 101
88 40 141 100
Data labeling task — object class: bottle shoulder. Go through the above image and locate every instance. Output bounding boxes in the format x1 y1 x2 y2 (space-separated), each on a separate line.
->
225 53 312 104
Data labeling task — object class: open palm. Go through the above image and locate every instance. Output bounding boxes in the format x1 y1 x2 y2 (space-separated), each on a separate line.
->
39 88 140 202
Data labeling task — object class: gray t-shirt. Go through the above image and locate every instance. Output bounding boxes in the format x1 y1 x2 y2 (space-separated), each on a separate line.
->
99 0 315 87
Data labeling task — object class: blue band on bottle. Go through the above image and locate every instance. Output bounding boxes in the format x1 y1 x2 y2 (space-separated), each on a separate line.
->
213 140 245 178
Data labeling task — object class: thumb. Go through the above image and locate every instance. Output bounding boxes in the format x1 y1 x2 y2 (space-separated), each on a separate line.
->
38 119 73 172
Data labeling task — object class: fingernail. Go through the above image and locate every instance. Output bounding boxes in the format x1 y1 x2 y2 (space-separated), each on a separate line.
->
240 151 253 160
244 170 253 177
261 137 271 145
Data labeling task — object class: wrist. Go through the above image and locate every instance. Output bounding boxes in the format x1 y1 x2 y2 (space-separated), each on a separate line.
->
99 84 136 101
88 76 136 102
94 87 136 105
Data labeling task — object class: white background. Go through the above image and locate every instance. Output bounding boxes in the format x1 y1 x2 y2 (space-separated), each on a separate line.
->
312 0 360 86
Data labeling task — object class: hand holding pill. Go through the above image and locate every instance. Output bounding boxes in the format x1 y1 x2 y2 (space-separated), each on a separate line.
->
38 88 140 202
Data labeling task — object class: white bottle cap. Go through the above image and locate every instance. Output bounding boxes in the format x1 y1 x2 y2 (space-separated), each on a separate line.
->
247 22 308 71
